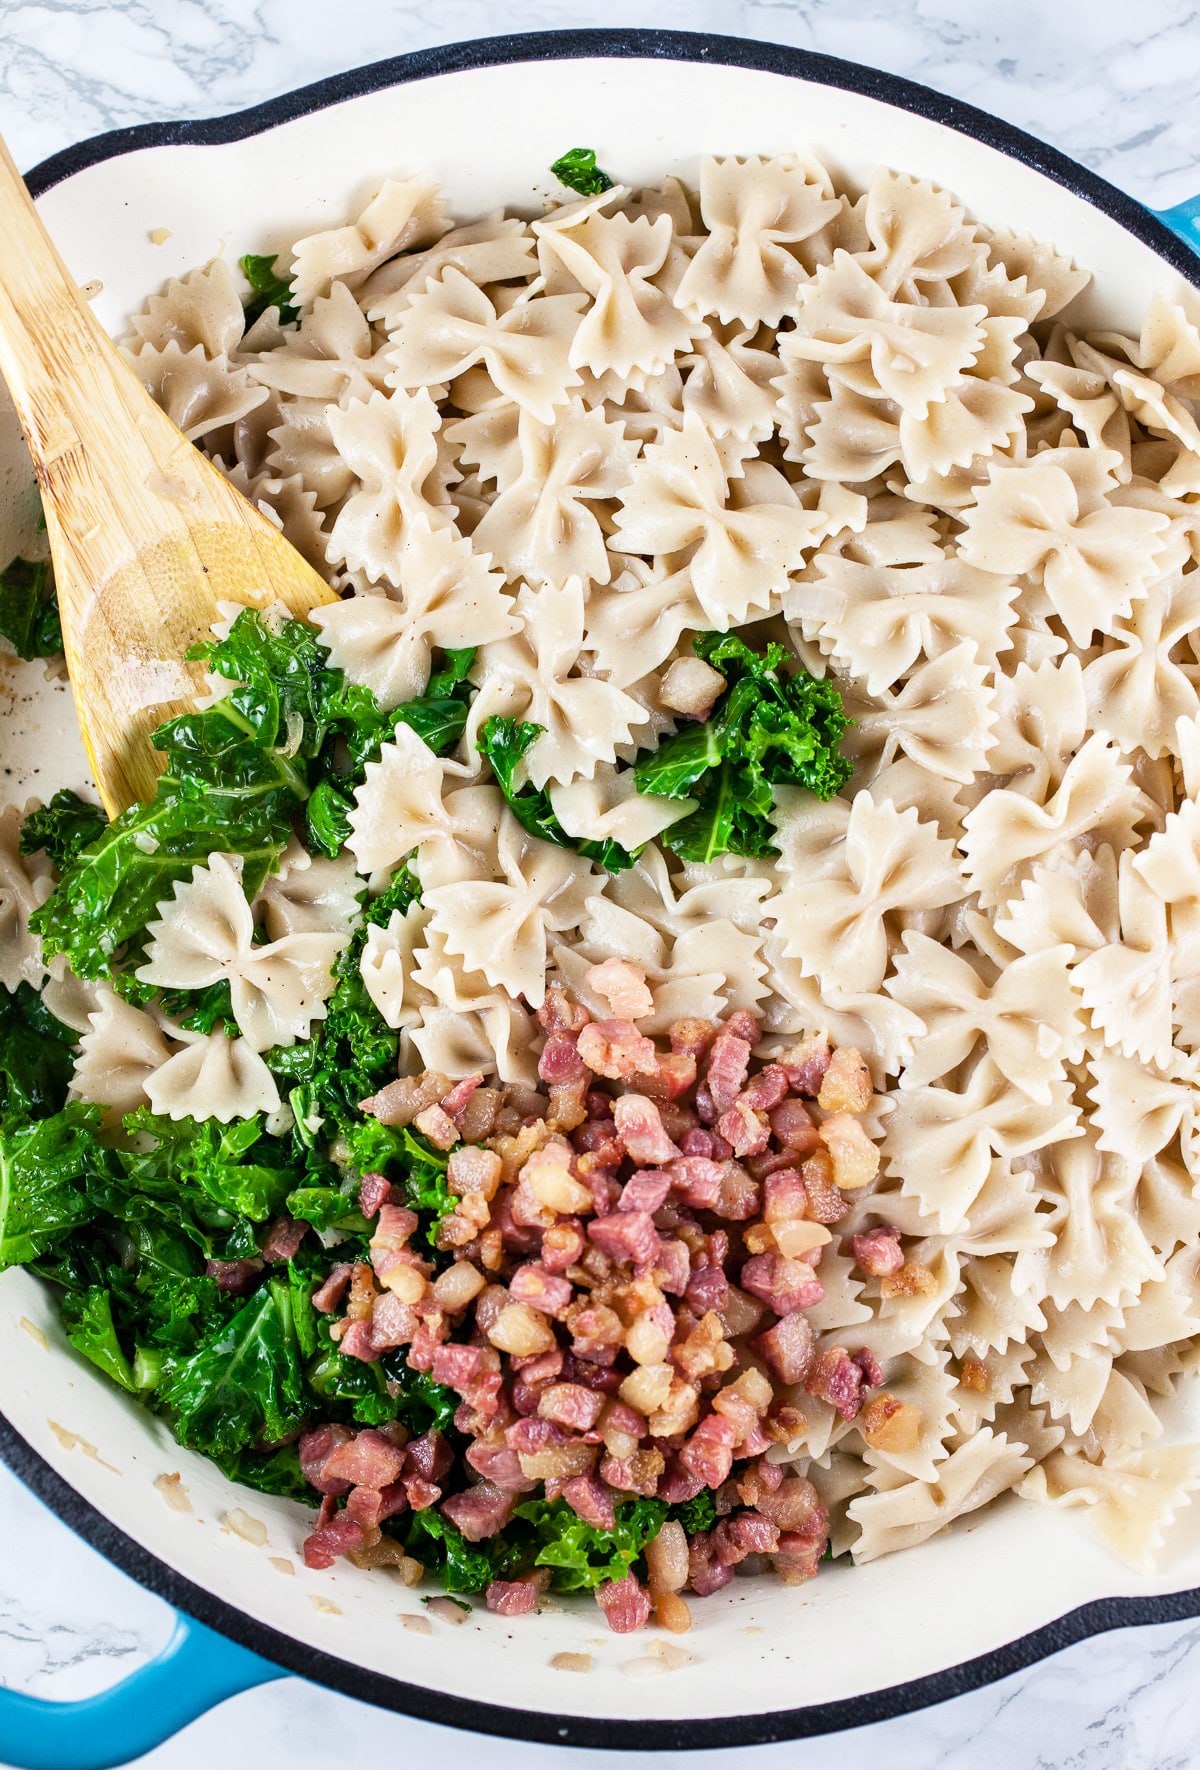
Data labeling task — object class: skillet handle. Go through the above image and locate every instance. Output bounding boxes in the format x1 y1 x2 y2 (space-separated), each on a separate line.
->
1154 193 1200 250
0 1612 283 1770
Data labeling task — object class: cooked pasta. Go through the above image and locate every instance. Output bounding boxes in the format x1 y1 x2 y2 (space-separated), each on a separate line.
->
7 144 1200 1611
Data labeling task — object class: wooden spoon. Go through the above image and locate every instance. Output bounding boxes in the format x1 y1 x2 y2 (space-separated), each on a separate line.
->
0 134 338 817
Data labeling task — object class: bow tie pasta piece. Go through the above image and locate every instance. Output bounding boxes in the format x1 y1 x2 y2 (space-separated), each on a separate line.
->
1011 1130 1163 1314
407 927 539 1086
346 724 481 880
470 403 637 590
1021 1444 1200 1575
1071 853 1175 1068
126 339 269 447
884 1054 1081 1233
842 642 997 786
782 252 988 417
583 565 707 685
679 326 780 442
135 852 346 1051
673 154 841 328
786 554 1021 696
987 655 1089 800
289 175 448 308
361 213 538 330
253 839 362 940
70 989 177 1123
1082 564 1200 759
612 414 831 628
761 954 924 1084
358 901 432 1031
858 168 985 301
983 229 1091 323
143 1029 281 1122
312 520 518 707
473 579 647 788
125 257 248 360
245 280 389 405
957 446 1173 646
322 388 453 588
384 268 585 421
534 201 704 380
548 766 693 853
1024 356 1134 468
771 793 964 997
961 733 1153 910
1088 1047 1200 1166
848 1429 1035 1564
0 804 52 991
422 811 597 1007
885 931 1084 1100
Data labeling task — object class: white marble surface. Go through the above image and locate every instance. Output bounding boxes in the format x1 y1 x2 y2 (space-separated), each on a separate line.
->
3 2 1200 1766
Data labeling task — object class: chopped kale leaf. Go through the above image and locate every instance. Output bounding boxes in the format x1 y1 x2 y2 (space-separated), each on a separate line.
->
550 148 615 197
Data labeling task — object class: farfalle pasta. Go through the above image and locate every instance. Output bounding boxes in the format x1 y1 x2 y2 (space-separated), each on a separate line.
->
6 144 1200 1628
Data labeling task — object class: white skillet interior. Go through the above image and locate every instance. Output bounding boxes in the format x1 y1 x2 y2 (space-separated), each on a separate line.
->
2 49 1200 1728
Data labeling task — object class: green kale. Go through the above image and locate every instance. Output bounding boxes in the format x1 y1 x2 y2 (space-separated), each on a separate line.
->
0 983 76 1118
513 1495 667 1592
215 1441 312 1502
479 715 636 872
121 1109 298 1229
157 1276 309 1459
382 1360 460 1435
633 631 853 862
550 148 614 197
0 556 61 660
20 791 108 870
270 866 421 1152
404 1507 513 1594
239 252 299 327
0 1103 111 1268
668 1490 717 1536
165 980 236 1035
307 1329 400 1427
30 613 473 981
61 1286 137 1392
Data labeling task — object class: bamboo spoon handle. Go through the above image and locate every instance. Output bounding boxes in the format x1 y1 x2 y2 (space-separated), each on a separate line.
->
0 134 115 480
0 134 337 816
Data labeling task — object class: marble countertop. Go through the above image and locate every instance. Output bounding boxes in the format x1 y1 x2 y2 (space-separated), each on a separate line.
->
3 2 1200 1766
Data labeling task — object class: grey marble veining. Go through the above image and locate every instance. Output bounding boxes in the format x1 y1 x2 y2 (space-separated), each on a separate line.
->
3 2 1200 1766
1 0 1199 207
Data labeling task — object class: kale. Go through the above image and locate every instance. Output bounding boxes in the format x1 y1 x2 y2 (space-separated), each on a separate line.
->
403 1508 515 1594
0 556 62 660
30 612 472 982
478 715 636 873
20 791 107 870
157 1277 309 1459
121 1109 298 1230
269 865 422 1149
550 148 614 197
306 1320 399 1427
165 980 236 1035
381 1360 460 1435
239 252 299 327
215 1441 312 1502
0 984 76 1118
632 631 853 862
61 1286 137 1392
512 1495 667 1591
0 1103 112 1267
668 1490 717 1536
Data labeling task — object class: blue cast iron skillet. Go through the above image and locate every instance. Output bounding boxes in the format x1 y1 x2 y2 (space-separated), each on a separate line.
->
1 27 1198 1767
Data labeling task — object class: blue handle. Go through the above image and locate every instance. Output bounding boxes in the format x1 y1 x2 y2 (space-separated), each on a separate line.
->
0 1612 283 1770
1154 193 1200 251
